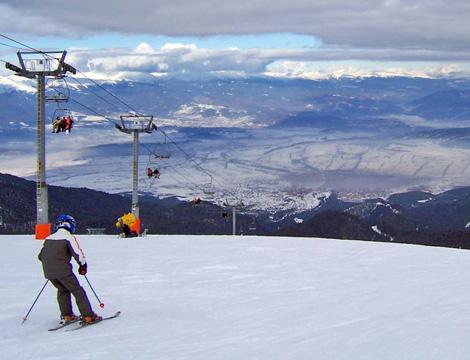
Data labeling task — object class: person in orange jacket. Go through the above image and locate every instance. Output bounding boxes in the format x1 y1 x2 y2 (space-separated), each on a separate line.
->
64 116 74 133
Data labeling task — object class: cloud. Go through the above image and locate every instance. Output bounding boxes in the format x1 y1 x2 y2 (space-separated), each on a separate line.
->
1 0 470 52
0 4 58 37
58 42 470 81
2 38 470 83
74 43 274 76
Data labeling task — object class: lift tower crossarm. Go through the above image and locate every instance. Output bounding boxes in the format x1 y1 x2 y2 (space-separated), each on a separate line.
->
4 62 34 78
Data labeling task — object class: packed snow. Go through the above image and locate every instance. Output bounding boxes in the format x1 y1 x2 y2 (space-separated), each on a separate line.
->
2 234 470 359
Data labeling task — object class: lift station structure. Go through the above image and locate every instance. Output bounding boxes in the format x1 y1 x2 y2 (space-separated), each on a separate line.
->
5 51 76 239
116 115 156 235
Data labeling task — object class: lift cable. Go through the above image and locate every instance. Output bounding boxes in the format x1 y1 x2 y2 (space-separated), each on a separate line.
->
0 33 131 113
67 97 120 126
151 129 223 188
65 75 122 110
144 139 219 193
73 69 142 115
0 41 26 51
50 87 120 126
141 142 202 190
0 33 39 51
0 33 229 195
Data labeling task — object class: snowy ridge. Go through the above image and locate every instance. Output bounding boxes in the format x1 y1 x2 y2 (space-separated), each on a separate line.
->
346 200 401 219
5 75 470 205
417 198 434 204
221 188 332 214
169 103 257 128
0 76 35 93
371 225 394 241
264 64 465 81
376 202 401 215
3 234 470 359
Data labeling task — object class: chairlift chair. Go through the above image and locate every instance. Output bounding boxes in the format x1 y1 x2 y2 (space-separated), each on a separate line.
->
45 76 70 102
154 133 171 159
202 176 216 196
148 151 158 166
203 185 216 196
154 153 170 160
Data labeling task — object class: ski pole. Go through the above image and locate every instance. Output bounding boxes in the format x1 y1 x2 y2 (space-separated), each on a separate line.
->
84 275 105 308
22 279 49 324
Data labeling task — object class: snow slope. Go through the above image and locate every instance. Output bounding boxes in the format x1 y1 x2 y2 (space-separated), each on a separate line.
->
2 235 470 360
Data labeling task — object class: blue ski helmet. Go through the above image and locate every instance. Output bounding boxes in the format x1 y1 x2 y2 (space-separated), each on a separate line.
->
55 214 76 234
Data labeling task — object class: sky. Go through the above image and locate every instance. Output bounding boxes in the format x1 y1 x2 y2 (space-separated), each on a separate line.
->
1 0 470 79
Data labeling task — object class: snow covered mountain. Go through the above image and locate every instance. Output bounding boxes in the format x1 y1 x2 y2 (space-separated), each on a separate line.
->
3 172 470 248
3 234 470 359
3 75 470 210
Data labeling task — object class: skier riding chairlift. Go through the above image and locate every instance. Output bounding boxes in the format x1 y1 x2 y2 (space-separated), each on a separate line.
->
146 167 160 179
52 115 74 134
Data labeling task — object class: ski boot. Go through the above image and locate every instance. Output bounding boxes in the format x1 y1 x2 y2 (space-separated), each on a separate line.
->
82 313 103 325
60 314 78 325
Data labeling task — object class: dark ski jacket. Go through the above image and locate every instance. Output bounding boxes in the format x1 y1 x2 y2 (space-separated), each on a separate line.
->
38 228 87 279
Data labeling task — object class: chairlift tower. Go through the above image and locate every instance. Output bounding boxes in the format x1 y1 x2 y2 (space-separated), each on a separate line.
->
224 199 246 236
5 51 76 239
116 115 156 222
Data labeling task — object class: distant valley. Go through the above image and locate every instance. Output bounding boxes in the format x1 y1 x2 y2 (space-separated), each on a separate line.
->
1 76 470 208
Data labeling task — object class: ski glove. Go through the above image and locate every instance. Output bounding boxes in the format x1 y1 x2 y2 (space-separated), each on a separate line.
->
78 263 87 275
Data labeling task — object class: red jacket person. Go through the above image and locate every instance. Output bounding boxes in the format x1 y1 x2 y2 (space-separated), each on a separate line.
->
38 214 101 324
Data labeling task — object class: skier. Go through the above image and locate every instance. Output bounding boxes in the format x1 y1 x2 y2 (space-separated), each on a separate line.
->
115 213 138 238
52 116 64 133
64 115 74 133
116 218 131 237
38 214 102 325
146 167 160 179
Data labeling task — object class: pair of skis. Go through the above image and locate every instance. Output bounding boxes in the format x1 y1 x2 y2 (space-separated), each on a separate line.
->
48 311 121 331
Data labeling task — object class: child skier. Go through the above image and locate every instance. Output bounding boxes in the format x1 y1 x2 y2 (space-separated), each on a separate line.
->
38 214 102 325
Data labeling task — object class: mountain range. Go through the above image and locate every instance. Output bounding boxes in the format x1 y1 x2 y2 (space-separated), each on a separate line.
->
2 75 470 213
1 173 469 249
